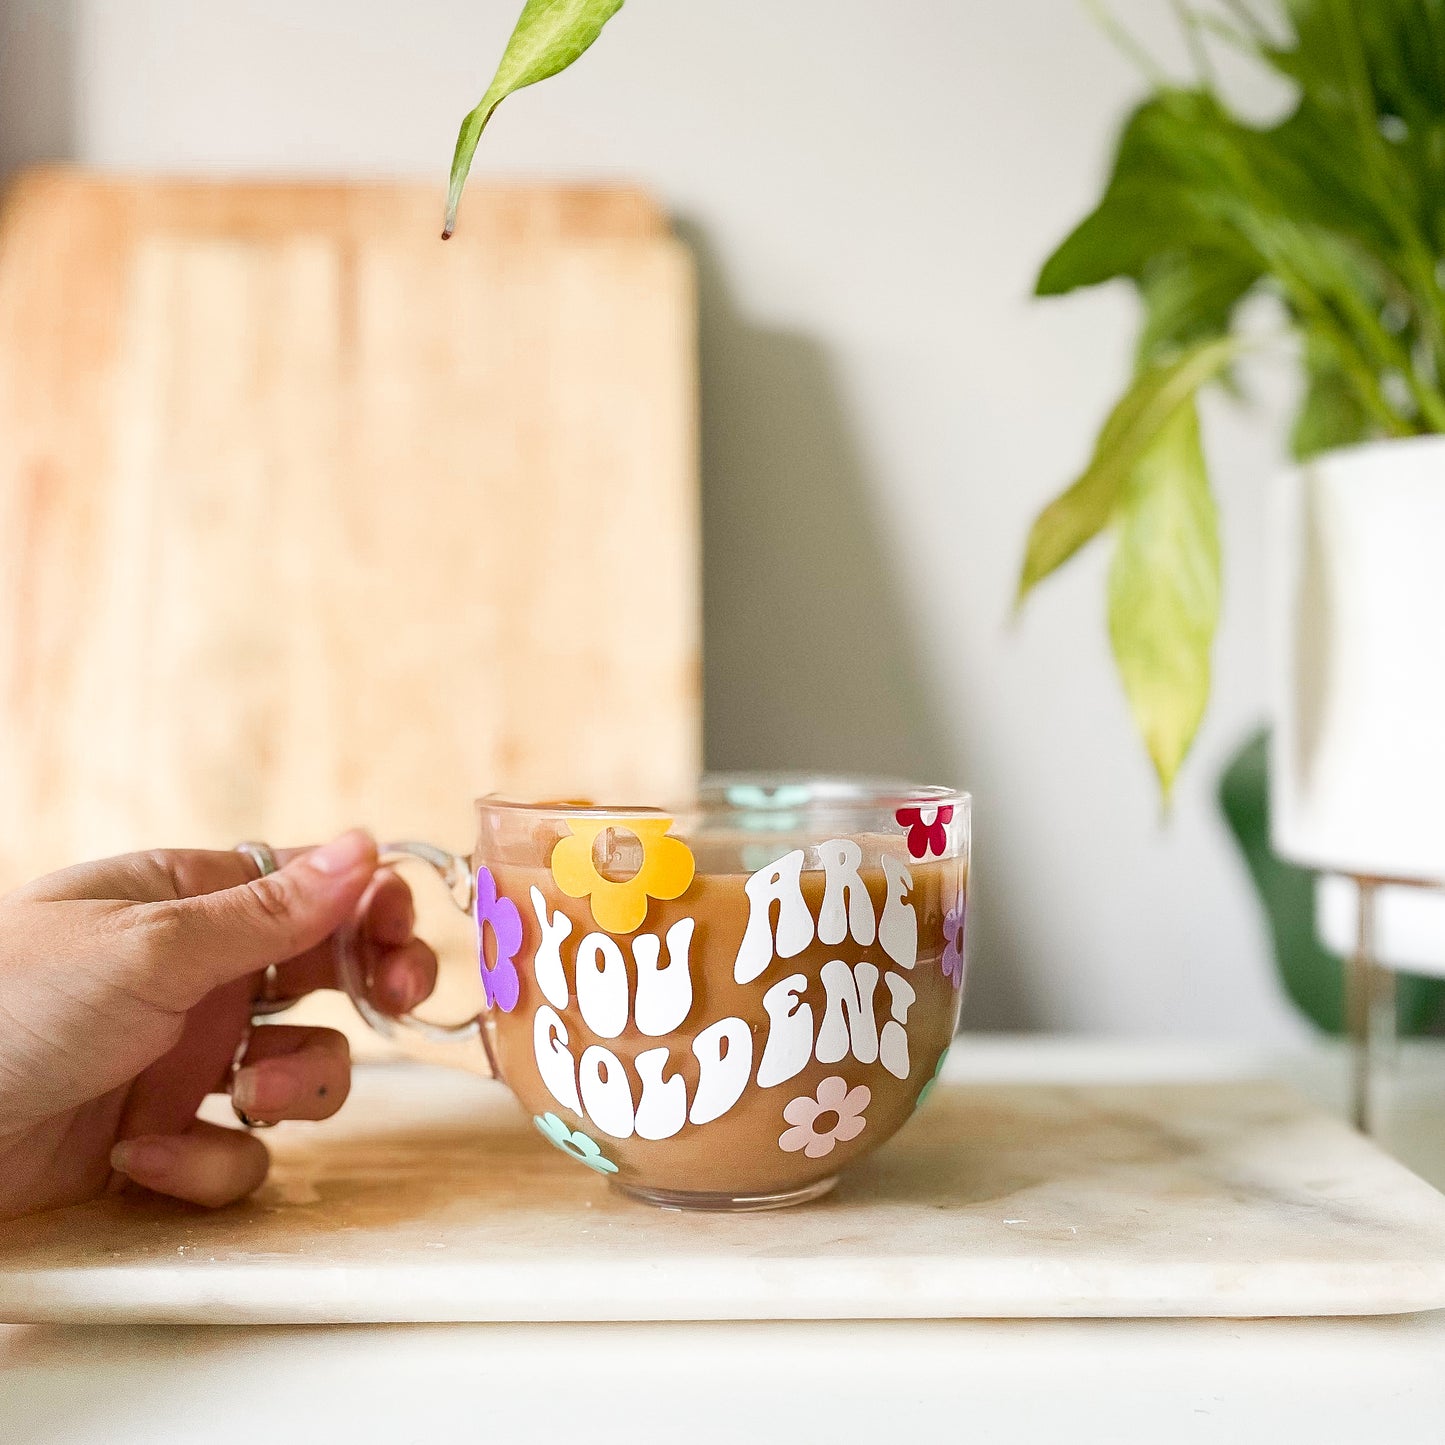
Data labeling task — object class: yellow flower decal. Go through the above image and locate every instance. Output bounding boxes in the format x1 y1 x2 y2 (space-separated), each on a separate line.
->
550 817 696 934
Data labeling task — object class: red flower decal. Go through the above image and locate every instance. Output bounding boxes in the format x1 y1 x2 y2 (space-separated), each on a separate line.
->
895 804 954 859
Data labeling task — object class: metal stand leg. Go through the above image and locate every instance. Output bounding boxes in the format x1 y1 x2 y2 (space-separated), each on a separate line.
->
1370 933 1398 1075
1348 877 1380 1133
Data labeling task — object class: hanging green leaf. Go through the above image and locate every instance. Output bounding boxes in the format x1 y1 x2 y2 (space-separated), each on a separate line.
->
443 0 625 238
1107 399 1221 798
1017 336 1237 603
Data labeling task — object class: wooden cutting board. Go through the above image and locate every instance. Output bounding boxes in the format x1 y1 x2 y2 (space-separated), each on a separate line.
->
4 1064 1445 1323
0 169 699 880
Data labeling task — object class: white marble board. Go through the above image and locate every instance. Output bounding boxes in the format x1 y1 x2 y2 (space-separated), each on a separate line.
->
4 1062 1445 1324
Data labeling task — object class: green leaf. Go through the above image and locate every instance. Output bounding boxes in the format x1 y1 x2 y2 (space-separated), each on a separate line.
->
1017 336 1237 602
1035 95 1242 295
1291 332 1374 458
1107 399 1221 797
1037 181 1209 295
444 0 625 237
1135 247 1261 370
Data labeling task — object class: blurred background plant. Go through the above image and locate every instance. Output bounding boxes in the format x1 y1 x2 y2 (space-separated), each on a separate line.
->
1020 0 1445 797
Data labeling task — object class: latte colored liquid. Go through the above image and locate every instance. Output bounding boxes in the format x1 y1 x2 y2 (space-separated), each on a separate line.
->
481 852 965 1196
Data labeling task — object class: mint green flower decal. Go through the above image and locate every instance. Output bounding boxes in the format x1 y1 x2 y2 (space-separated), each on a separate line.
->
726 783 812 811
915 1048 950 1110
534 1113 619 1174
727 782 812 835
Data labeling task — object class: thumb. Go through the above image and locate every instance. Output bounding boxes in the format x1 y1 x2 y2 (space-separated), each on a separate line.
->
138 830 379 1005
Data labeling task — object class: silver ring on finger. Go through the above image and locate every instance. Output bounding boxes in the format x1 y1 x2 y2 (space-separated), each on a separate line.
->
249 962 294 1017
235 839 279 879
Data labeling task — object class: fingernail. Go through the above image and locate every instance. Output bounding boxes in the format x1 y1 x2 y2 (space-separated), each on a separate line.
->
232 1063 300 1116
304 829 375 876
111 1138 178 1179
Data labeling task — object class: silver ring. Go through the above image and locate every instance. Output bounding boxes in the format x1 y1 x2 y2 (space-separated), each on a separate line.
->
234 842 292 1018
235 840 279 878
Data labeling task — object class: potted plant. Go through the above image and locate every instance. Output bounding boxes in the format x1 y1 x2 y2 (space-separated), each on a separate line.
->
1017 1 1445 1016
1020 0 1445 800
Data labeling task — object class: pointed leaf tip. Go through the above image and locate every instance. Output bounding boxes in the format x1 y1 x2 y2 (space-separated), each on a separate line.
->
442 0 626 236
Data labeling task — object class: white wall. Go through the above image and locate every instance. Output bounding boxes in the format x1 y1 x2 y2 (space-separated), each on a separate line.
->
0 0 1306 1039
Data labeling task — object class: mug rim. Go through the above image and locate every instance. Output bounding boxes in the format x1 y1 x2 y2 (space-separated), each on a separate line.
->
473 774 970 820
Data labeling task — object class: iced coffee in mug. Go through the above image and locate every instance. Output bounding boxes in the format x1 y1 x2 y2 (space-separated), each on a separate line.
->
339 776 969 1211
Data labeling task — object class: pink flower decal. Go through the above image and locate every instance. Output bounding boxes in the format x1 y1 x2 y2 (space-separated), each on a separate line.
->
779 1075 871 1160
895 804 954 859
941 886 966 990
475 865 523 1012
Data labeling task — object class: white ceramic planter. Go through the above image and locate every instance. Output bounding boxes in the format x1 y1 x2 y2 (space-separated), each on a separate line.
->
1271 435 1445 884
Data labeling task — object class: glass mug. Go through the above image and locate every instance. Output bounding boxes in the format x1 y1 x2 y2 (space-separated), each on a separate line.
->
338 776 970 1211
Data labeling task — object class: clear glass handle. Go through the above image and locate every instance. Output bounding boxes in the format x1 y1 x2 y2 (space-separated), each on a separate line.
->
336 840 493 1076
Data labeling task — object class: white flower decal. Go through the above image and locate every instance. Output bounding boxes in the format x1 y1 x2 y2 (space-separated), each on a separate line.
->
534 1113 619 1174
778 1075 870 1160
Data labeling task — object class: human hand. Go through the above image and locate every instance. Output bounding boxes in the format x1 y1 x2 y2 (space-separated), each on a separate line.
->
0 830 437 1220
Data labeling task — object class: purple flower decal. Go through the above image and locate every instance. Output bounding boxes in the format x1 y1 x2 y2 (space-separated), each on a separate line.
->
941 888 966 990
475 865 523 1012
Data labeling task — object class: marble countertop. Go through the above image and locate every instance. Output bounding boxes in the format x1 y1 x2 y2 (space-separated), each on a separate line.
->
6 1036 1445 1442
5 1062 1445 1324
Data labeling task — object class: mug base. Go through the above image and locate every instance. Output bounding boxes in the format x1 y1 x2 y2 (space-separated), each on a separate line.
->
610 1176 838 1212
